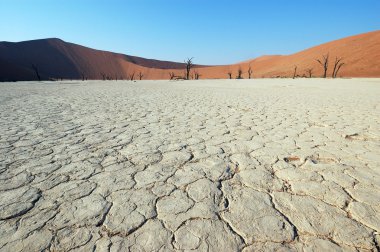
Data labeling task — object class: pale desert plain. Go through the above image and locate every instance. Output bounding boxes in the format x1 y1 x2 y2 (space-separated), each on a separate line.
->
0 78 380 251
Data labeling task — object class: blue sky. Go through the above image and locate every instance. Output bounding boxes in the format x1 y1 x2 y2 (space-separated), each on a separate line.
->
1 0 379 64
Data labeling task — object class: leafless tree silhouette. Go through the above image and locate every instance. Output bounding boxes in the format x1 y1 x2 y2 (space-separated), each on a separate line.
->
293 65 298 79
332 57 345 78
248 65 253 79
334 62 345 78
316 53 329 78
101 73 106 80
306 68 313 78
31 64 41 81
129 72 135 81
185 57 194 80
227 72 232 79
194 70 201 80
236 67 243 79
138 72 144 80
169 72 175 80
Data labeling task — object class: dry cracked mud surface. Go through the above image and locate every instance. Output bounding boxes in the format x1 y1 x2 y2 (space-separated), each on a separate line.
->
0 79 379 251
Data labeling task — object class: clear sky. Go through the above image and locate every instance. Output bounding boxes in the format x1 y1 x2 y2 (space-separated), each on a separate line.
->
1 0 379 65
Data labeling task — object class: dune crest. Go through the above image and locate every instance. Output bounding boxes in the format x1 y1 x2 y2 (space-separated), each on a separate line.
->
0 30 379 81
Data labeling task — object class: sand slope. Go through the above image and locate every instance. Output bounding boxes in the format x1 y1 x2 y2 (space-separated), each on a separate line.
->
0 30 379 81
197 30 380 78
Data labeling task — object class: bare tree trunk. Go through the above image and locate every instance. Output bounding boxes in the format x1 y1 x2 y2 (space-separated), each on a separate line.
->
334 62 345 78
236 67 243 79
332 57 344 78
228 72 232 79
316 53 329 78
185 58 194 80
31 64 41 81
138 72 144 80
129 72 135 81
169 72 175 80
306 68 313 78
293 65 297 79
248 65 253 79
194 71 201 80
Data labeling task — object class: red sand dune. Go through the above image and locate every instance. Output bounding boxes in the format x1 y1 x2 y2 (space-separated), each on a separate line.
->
0 30 379 81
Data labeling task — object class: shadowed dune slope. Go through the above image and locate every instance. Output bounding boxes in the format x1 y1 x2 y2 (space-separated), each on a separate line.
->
0 38 195 81
0 30 379 81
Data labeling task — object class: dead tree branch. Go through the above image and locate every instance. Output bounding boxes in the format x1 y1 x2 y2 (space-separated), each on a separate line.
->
236 67 243 79
184 57 194 80
129 72 135 81
138 72 144 80
31 64 41 81
306 68 313 78
332 57 345 78
293 65 298 79
248 65 253 79
194 70 201 80
316 53 329 78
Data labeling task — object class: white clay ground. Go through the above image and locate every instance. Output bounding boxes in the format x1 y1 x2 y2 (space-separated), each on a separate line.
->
0 79 379 251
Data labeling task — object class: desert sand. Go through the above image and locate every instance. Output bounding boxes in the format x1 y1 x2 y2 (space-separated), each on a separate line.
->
1 30 380 81
0 79 379 251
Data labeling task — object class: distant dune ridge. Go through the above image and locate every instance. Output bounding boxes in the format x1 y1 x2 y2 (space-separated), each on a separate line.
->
0 30 379 81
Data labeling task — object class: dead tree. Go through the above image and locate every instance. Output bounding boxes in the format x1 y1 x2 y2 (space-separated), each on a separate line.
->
334 62 345 78
31 64 41 81
248 65 253 79
316 53 329 78
169 72 175 80
293 65 298 79
306 68 313 78
81 73 86 81
227 72 232 79
236 67 243 79
184 57 194 80
332 57 345 78
101 73 106 80
129 72 135 81
194 70 201 80
138 72 144 80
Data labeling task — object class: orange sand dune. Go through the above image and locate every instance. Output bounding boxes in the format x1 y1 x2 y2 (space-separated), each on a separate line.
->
0 30 379 81
196 30 380 79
